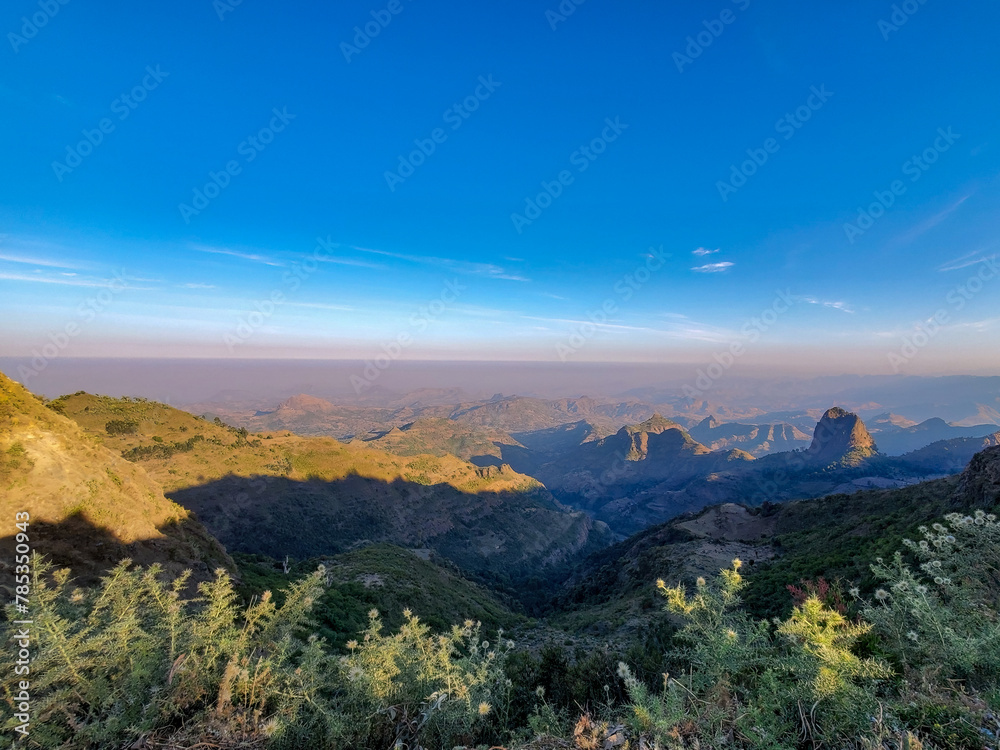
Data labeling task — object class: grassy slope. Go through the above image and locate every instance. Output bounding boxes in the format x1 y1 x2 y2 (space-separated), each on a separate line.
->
740 476 966 619
355 417 521 462
51 391 540 496
0 375 232 585
234 543 521 649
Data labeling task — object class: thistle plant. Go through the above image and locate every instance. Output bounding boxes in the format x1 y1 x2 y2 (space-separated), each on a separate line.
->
855 511 1000 749
617 662 690 749
0 556 339 749
648 560 892 749
335 608 512 749
861 511 1000 684
658 562 773 692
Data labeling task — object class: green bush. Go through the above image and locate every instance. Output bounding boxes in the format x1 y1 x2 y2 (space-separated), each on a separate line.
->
0 558 337 749
105 419 138 436
0 557 515 749
856 510 1000 748
335 609 511 749
121 434 204 461
628 560 893 749
861 510 1000 685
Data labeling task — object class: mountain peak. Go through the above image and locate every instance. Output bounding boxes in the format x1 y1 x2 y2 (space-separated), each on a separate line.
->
696 415 720 430
822 406 851 420
806 407 878 467
624 413 684 436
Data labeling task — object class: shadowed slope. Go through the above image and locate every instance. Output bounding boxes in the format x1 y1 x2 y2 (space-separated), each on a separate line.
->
169 473 609 580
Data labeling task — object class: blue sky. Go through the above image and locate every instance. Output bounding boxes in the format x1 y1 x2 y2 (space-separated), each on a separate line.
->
2 0 999 375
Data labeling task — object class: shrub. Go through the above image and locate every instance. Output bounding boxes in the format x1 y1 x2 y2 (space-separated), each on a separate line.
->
638 560 892 749
1 555 522 748
105 419 139 436
858 511 1000 748
335 609 511 749
0 557 340 749
121 435 204 461
861 510 1000 686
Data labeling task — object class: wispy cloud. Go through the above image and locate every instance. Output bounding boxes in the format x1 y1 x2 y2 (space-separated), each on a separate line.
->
894 192 974 246
314 255 385 270
0 271 125 288
0 251 85 270
348 245 530 281
873 315 1000 339
947 316 1000 332
938 250 997 272
797 296 855 314
452 303 517 318
182 282 216 289
692 247 719 256
691 261 734 273
521 314 665 334
284 301 355 312
521 315 733 343
192 245 284 267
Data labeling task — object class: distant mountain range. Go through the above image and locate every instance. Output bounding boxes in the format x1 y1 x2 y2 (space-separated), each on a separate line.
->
866 415 1000 455
201 390 997 460
689 415 811 456
5 372 998 619
174 391 1000 537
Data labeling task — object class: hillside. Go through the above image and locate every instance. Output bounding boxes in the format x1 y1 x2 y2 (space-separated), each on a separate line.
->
355 417 522 463
234 543 520 650
895 431 1000 473
550 442 1000 636
52 391 612 585
0 375 232 586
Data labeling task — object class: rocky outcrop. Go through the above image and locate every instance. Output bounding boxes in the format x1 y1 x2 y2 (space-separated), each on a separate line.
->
805 407 879 467
954 444 1000 509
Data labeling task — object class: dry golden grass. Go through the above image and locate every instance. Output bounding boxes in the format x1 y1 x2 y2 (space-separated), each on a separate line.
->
0 374 233 583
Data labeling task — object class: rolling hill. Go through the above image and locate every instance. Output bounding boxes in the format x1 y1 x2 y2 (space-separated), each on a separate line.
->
234 543 521 650
0 374 232 586
354 417 522 463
